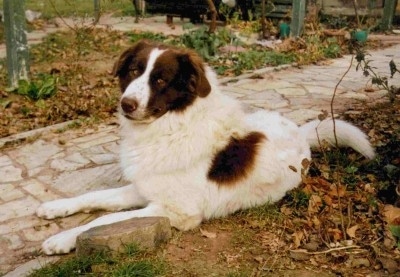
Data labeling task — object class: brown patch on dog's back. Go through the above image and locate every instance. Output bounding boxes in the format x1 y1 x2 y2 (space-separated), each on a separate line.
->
208 132 267 186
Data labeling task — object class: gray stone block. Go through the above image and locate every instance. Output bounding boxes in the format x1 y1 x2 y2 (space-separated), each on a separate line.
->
76 217 171 257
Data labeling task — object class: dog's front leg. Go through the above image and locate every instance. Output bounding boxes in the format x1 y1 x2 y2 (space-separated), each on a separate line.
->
41 203 164 255
36 184 147 219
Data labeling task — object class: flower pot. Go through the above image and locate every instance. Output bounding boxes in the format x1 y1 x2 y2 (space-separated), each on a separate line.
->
279 23 290 39
352 30 368 43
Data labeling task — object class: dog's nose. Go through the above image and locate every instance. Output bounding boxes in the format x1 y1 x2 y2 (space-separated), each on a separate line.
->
121 97 138 113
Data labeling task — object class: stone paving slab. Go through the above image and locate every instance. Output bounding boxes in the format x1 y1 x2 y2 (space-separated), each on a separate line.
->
1 14 400 276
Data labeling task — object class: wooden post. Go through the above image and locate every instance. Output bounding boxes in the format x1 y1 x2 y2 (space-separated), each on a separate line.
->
381 0 397 30
290 0 306 37
261 0 267 38
205 0 217 33
94 0 100 24
4 0 30 88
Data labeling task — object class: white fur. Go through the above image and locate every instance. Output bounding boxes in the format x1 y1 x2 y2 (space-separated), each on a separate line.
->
36 48 374 255
122 49 166 122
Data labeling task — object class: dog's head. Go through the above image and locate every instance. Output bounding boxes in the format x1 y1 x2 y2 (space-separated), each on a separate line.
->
113 40 211 123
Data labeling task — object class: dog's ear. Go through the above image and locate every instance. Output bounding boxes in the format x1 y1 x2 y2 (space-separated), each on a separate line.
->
179 52 211 98
112 39 153 78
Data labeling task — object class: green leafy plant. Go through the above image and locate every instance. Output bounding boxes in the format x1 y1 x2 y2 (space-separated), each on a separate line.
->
16 73 57 101
323 37 341 58
128 31 167 43
179 26 234 61
389 225 400 249
230 49 295 75
355 46 400 102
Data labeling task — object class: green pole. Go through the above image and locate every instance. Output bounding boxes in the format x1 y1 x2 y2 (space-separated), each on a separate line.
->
4 0 30 88
94 0 100 24
290 0 306 37
381 0 397 31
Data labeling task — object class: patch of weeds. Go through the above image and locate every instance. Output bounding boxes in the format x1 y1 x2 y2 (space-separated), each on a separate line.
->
29 251 113 277
231 50 295 75
323 37 342 58
179 26 234 61
20 106 32 116
285 189 310 211
30 32 70 63
123 242 142 257
13 73 57 101
389 225 400 249
321 14 349 29
127 31 167 43
296 34 343 65
354 46 400 102
343 165 360 189
240 202 281 222
112 260 164 277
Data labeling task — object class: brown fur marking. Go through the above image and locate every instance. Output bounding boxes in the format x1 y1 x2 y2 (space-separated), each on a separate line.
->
208 132 267 186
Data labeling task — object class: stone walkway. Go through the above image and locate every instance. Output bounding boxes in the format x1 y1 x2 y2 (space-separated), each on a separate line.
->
1 15 400 276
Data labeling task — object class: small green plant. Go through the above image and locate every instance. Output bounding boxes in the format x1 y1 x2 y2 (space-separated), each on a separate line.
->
389 225 400 249
355 46 400 102
229 49 295 75
123 242 142 257
128 31 167 43
15 73 57 101
179 26 234 61
323 37 341 58
285 189 310 211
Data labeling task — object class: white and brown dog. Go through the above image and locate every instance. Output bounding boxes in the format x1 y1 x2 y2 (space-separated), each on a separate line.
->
36 40 375 255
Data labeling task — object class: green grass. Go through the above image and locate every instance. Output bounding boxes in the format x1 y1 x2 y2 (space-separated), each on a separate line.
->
28 252 113 277
28 249 166 277
0 0 134 19
112 260 164 277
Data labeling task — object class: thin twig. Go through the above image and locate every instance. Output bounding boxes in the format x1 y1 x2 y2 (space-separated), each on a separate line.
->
48 0 76 31
336 174 347 241
331 55 354 147
290 245 361 255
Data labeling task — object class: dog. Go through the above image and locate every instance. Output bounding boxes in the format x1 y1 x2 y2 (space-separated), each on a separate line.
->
36 39 375 255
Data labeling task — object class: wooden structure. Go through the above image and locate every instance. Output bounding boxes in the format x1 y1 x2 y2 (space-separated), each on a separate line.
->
145 0 214 24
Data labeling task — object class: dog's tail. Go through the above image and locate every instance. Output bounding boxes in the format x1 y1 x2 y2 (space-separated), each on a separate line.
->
299 119 375 159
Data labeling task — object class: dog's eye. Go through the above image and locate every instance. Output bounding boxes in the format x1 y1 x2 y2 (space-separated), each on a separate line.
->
156 79 166 86
130 69 140 76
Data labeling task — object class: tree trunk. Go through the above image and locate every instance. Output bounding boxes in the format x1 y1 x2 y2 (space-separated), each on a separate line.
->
4 0 30 88
205 0 217 33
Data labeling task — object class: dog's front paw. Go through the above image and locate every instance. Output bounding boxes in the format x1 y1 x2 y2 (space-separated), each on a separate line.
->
42 228 81 255
36 199 78 219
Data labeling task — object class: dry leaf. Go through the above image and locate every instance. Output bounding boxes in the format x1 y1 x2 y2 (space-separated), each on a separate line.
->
329 184 346 198
280 205 293 216
346 225 359 238
292 231 304 248
200 228 217 239
323 194 333 206
383 204 400 225
328 228 343 241
308 194 322 215
311 216 321 227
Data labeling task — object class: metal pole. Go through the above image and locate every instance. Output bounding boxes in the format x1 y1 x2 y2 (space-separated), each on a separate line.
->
4 0 30 88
